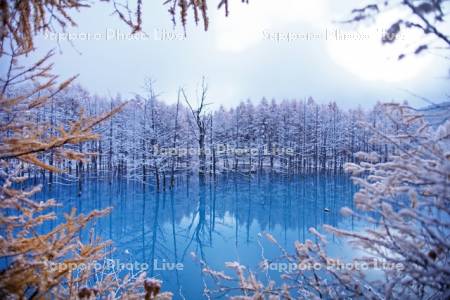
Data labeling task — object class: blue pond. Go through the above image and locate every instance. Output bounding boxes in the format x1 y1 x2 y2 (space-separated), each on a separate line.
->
35 173 357 299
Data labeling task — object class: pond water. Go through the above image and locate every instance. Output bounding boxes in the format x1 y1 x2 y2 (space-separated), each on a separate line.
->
35 173 357 299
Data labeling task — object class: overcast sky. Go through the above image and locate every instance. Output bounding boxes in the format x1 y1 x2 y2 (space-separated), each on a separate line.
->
28 0 450 109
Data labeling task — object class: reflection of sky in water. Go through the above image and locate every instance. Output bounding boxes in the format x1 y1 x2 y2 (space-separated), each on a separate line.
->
34 174 358 299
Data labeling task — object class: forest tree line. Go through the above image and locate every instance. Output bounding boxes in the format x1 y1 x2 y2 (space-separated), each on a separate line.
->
6 82 402 191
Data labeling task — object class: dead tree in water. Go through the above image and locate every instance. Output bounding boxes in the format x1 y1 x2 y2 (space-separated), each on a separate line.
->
182 78 209 182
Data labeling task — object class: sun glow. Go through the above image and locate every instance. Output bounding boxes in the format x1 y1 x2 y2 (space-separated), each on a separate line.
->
213 0 329 52
327 9 433 82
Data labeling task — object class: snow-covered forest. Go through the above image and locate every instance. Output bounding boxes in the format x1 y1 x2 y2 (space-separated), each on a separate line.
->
15 82 407 191
1 0 449 299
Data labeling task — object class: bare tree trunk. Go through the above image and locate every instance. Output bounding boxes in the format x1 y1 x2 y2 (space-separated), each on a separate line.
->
212 146 216 178
77 143 83 197
199 125 206 178
108 100 114 184
170 90 181 188
155 165 160 193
